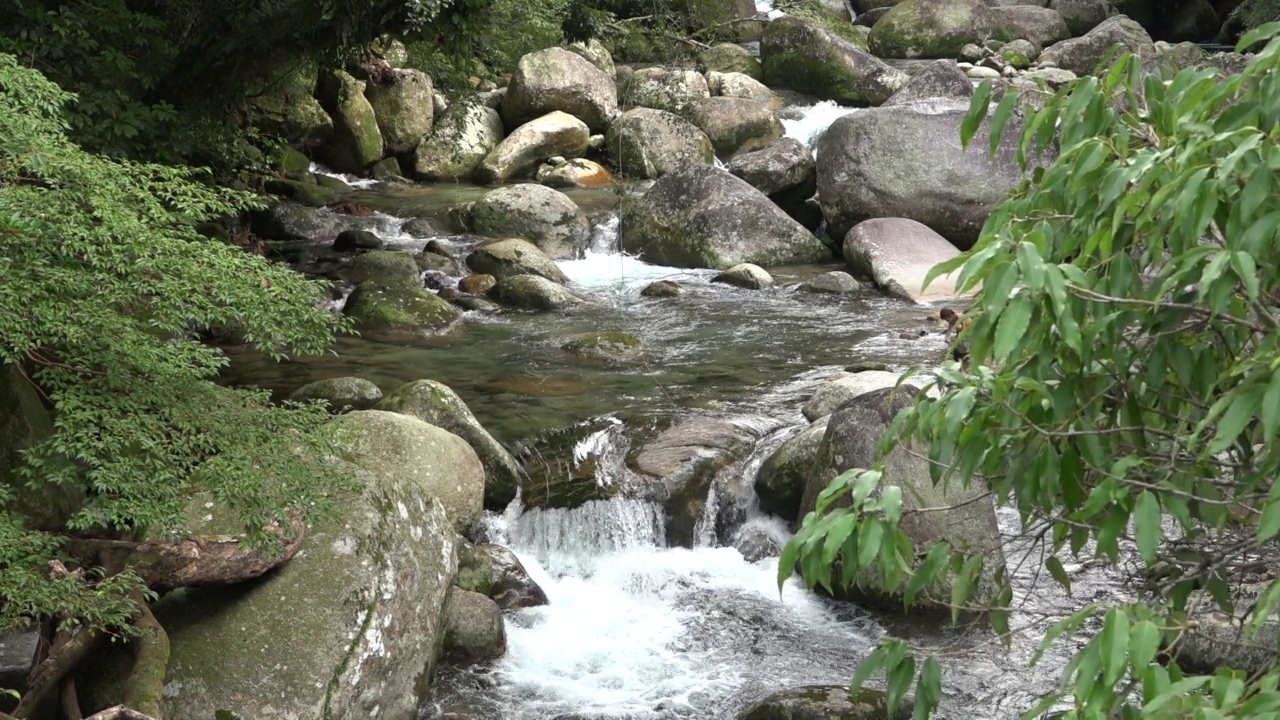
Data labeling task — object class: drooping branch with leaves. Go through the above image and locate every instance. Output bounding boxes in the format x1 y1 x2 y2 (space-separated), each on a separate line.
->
782 23 1280 719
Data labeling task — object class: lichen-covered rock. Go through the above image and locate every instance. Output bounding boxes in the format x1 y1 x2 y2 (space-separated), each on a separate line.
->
536 157 614 188
726 137 815 196
1038 14 1155 75
802 370 905 421
343 278 461 341
762 16 909 105
567 38 617 78
800 388 1004 612
377 379 522 510
816 97 1037 247
992 5 1071 49
491 274 585 311
1048 0 1114 36
562 331 644 365
413 102 505 181
883 59 974 106
619 67 711 113
468 184 592 260
477 110 590 184
336 249 421 286
502 47 619 132
621 165 831 269
289 377 384 412
316 69 384 173
698 43 764 79
480 544 549 609
443 589 507 661
869 0 1001 58
739 686 911 720
844 217 968 303
364 68 434 154
605 108 715 179
712 263 774 289
800 271 861 294
466 238 569 283
707 71 781 107
755 418 829 522
681 97 783 156
152 410 470 720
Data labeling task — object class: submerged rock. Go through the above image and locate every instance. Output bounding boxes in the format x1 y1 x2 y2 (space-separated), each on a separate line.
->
843 217 969 303
800 271 861 294
755 418 829 522
1038 14 1155 75
562 331 645 366
761 16 909 105
477 110 590 184
491 274 585 311
738 686 911 720
443 589 507 662
377 379 522 510
468 184 591 260
413 102 504 182
289 377 383 412
712 263 774 289
502 47 618 132
605 108 715 179
641 279 683 298
466 238 569 283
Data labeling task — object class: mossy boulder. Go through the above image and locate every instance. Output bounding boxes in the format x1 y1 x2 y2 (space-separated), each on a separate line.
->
680 97 783 157
491 274 585 311
642 279 683 297
363 68 434 154
605 108 715 179
620 164 831 269
619 67 711 114
377 379 522 510
413 102 505 181
335 249 419 286
739 686 911 720
466 238 569 283
443 589 507 662
568 38 617 78
502 47 619 132
1038 14 1155 75
561 331 644 365
316 69 384 173
467 184 592 260
289 377 384 412
275 145 312 175
247 61 333 145
152 410 467 720
1000 38 1039 68
343 278 461 341
455 542 494 596
869 0 1002 58
264 177 340 207
698 43 764 79
476 111 590 184
707 72 782 107
725 137 816 196
762 16 909 105
755 418 829 522
252 201 346 242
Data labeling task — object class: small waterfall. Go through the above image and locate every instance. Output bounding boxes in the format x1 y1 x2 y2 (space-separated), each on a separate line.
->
509 498 666 569
693 421 799 554
308 161 379 189
781 100 860 155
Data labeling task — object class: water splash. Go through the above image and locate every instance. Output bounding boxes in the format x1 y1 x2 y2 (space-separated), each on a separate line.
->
781 101 860 153
309 161 379 189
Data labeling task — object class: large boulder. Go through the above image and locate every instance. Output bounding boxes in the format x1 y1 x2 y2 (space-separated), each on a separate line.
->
246 62 333 145
491 274 585 311
869 0 1002 58
726 137 816 196
466 238 569 283
882 59 973 106
755 418 830 522
567 38 617 78
252 201 347 242
698 42 764 79
802 370 905 421
413 102 504 181
363 68 434 154
343 278 461 341
442 589 507 661
707 71 781 107
1038 14 1156 75
316 69 384 173
816 97 1035 248
1048 0 1115 36
467 184 592 260
152 410 474 720
762 16 909 105
620 164 831 269
335 249 420 286
605 108 715 179
378 380 522 510
502 47 618 132
800 388 1005 611
1171 580 1280 676
619 67 711 113
993 5 1072 48
289 377 384 412
844 218 969 303
681 97 783 156
739 686 910 720
476 111 590 184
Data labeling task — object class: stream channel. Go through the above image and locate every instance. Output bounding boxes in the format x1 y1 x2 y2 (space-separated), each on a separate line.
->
221 25 1136 720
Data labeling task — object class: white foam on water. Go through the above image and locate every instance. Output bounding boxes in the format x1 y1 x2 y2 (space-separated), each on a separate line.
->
754 0 785 19
559 251 704 290
309 161 379 189
781 100 860 152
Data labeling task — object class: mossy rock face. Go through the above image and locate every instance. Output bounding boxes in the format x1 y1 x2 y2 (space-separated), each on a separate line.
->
739 686 912 720
363 68 434 154
455 541 495 596
247 61 334 145
491 274 585 312
152 410 468 720
343 278 460 341
605 108 715 179
761 16 908 105
334 228 384 252
619 164 831 269
561 331 644 366
443 589 507 662
1000 38 1039 68
413 102 505 182
698 43 764 79
275 145 312 175
466 238 568 283
868 0 1001 58
316 69 385 174
336 249 419 286
620 67 711 114
264 177 339 207
376 379 522 510
289 376 384 412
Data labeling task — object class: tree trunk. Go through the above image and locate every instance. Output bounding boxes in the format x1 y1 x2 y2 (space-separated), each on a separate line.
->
120 593 168 720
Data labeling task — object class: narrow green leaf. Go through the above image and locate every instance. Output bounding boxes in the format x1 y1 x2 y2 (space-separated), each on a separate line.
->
993 293 1033 360
1129 620 1161 675
857 519 883 570
887 654 916 718
850 642 890 695
1133 491 1161 565
961 80 995 149
1207 391 1259 454
1100 608 1130 687
1143 676 1210 713
881 485 903 525
913 657 942 720
1046 555 1072 594
821 514 859 566
988 87 1019 157
1238 21 1280 51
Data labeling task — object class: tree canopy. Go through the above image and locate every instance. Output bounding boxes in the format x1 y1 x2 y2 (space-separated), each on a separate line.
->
783 23 1280 719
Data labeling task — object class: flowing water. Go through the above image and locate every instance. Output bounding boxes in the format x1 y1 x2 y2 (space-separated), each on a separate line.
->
224 100 1134 720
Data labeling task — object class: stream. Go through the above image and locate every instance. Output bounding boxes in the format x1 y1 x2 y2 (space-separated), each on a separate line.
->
222 76 1135 720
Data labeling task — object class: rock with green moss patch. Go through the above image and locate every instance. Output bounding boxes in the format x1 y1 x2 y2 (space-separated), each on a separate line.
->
336 249 419 285
502 47 618 133
364 68 434 154
289 377 383 412
315 173 353 194
1038 14 1155 75
247 61 334 145
762 16 908 105
467 185 591 260
739 686 912 720
252 201 345 242
491 274 585 311
343 278 460 341
443 589 507 662
605 108 715 179
152 410 468 720
377 379 521 509
316 69 385 173
620 164 830 269
275 146 312 175
1000 38 1039 68
466 238 568 283
680 97 783 157
265 177 340 207
698 43 764 79
562 331 644 365
619 67 711 114
413 102 505 181
476 111 590 184
869 0 1001 58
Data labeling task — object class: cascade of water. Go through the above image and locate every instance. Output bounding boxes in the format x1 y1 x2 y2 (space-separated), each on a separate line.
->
308 161 379 189
508 497 666 571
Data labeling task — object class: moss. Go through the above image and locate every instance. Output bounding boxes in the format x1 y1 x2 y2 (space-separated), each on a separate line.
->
264 177 338 207
343 279 460 340
455 543 495 596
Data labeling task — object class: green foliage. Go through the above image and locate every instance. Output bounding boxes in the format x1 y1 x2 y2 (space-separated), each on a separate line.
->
0 54 353 632
782 24 1280 719
406 0 573 89
1237 0 1280 32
